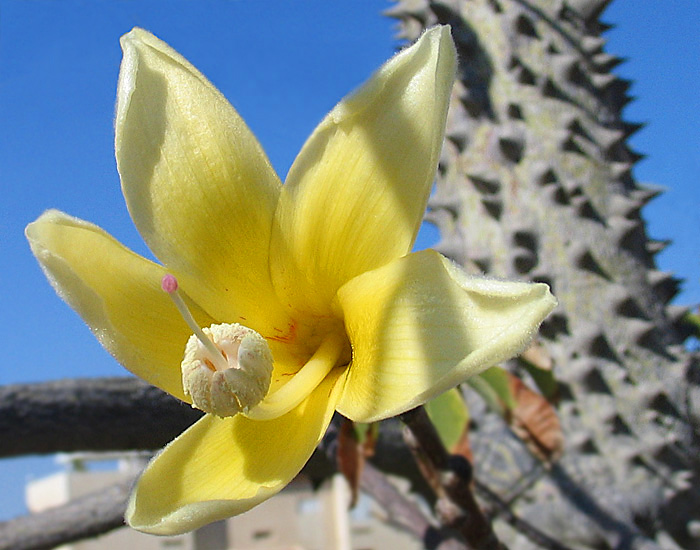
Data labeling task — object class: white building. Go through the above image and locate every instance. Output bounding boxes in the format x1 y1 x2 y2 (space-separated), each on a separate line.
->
26 453 421 550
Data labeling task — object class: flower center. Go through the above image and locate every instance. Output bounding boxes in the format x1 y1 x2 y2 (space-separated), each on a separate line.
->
181 323 273 417
161 274 273 417
161 274 347 421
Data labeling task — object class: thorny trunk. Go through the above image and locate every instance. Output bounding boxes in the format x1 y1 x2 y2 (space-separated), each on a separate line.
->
387 0 700 548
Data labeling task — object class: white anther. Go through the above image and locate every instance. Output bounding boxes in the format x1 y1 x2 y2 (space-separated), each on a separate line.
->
181 324 274 417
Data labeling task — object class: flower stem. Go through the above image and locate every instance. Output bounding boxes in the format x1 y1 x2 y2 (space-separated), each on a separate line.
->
400 405 507 550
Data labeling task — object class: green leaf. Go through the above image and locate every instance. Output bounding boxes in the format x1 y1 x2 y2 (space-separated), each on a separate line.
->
519 343 558 401
425 388 470 451
522 363 559 401
685 311 700 337
470 366 517 414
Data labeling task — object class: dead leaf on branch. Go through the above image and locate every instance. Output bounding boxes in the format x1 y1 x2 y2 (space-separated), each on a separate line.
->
425 387 473 463
505 374 563 463
337 418 378 507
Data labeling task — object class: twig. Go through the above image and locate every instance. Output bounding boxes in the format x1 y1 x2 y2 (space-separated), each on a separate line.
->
400 406 507 550
0 379 565 549
323 418 467 550
474 480 574 550
0 476 135 550
0 416 462 550
360 462 467 550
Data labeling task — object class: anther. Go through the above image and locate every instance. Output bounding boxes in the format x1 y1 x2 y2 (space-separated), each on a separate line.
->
161 274 274 417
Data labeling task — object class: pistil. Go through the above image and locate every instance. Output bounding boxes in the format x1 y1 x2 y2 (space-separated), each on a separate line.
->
161 274 274 417
161 274 228 372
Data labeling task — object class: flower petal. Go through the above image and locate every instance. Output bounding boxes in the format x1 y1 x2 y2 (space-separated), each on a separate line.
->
126 368 345 535
270 26 456 316
26 210 216 401
335 250 557 423
116 29 290 335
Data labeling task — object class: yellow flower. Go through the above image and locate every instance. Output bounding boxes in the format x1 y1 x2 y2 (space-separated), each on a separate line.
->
26 26 556 535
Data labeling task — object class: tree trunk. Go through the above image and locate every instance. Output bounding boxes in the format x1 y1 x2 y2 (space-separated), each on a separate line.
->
387 1 700 548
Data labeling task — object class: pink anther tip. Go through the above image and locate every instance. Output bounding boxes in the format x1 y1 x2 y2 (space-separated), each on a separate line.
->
161 274 179 294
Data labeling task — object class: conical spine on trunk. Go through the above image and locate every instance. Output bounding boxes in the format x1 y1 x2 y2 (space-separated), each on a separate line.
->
387 1 700 548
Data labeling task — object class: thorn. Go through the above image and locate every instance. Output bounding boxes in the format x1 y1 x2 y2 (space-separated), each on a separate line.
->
592 52 625 71
516 63 537 86
615 296 647 319
609 217 642 251
608 194 642 219
594 127 625 154
561 134 588 156
507 103 524 120
632 183 665 205
445 117 471 150
648 270 681 303
514 13 538 37
531 162 558 186
481 197 503 219
581 35 606 54
571 244 608 278
610 162 633 181
591 72 617 90
467 171 501 195
567 0 614 21
572 195 603 222
498 130 525 163
512 250 538 273
383 0 429 19
542 78 566 99
622 121 646 138
551 53 579 82
646 239 671 255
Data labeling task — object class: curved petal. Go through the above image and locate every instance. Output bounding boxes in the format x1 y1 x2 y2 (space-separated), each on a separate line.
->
126 367 346 535
270 26 456 316
116 29 291 335
25 210 217 401
335 250 557 423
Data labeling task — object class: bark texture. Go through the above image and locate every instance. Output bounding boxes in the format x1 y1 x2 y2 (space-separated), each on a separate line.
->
0 477 133 550
387 1 700 548
0 377 202 457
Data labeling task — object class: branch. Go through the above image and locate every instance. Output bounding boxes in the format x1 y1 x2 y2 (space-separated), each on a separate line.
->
360 462 466 550
0 461 462 550
322 419 466 550
0 476 135 550
0 378 202 457
474 481 574 550
0 378 425 491
400 406 506 550
0 379 435 549
0 379 566 550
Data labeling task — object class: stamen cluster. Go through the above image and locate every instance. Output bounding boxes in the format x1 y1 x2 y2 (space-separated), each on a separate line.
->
181 323 273 417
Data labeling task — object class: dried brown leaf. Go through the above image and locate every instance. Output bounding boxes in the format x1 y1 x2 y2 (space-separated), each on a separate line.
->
506 375 563 463
337 419 378 507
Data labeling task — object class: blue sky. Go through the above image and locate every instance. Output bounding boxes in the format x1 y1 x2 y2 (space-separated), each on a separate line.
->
0 0 698 520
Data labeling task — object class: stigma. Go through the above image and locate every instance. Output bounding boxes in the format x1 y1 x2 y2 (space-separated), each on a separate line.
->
161 274 273 417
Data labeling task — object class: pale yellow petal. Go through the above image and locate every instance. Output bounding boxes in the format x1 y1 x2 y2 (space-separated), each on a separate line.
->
270 26 456 316
25 210 217 401
116 28 291 335
126 368 346 535
335 250 557 423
